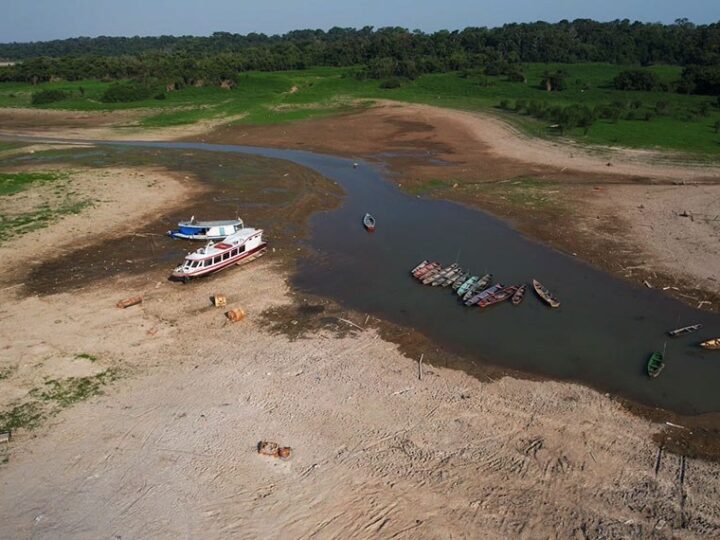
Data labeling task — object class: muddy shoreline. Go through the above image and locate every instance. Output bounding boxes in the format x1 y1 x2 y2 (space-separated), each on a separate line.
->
2 140 720 460
196 103 720 313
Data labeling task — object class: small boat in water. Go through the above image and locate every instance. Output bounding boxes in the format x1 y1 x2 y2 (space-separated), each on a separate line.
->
477 285 519 308
668 324 702 337
465 283 503 307
511 285 527 306
700 338 720 350
438 267 464 287
429 263 459 286
532 279 560 308
463 274 492 301
411 260 429 275
647 351 665 378
415 262 439 279
451 272 470 290
421 266 442 284
363 213 376 232
168 216 244 241
456 276 479 296
171 228 267 282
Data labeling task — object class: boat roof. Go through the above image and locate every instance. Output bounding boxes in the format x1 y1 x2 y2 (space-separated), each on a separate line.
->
178 219 243 228
185 228 262 260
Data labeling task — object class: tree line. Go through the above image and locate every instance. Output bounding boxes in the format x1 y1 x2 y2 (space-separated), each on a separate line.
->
1 20 719 66
1 19 719 97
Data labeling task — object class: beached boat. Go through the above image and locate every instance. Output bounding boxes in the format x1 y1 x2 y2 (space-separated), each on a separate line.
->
532 279 560 308
463 274 492 301
668 324 702 337
465 283 503 307
363 213 376 232
456 276 479 296
414 262 439 279
700 338 720 350
511 285 527 306
168 216 244 241
647 351 665 378
171 228 266 281
477 285 519 308
411 260 429 275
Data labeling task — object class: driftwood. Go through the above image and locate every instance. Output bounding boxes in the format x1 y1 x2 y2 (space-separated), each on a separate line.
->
116 296 143 309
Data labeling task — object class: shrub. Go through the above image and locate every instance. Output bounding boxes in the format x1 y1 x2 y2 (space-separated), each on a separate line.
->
100 82 153 103
499 99 510 110
613 69 661 91
379 77 402 89
31 89 68 105
154 92 166 100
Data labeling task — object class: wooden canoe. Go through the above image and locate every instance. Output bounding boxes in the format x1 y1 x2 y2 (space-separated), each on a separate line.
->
463 274 492 301
414 262 439 279
410 260 429 275
477 285 519 308
700 338 720 350
511 285 527 306
647 351 665 378
456 276 479 296
532 279 560 308
363 213 376 232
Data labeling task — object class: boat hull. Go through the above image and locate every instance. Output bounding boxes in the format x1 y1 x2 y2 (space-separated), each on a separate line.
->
168 231 227 241
172 242 267 280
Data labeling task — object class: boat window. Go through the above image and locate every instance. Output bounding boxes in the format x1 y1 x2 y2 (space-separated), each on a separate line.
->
222 252 229 261
219 227 226 236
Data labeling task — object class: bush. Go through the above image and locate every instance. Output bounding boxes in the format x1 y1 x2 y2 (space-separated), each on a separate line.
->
613 69 661 91
100 82 153 103
31 89 68 105
499 99 511 110
154 92 166 100
379 77 402 89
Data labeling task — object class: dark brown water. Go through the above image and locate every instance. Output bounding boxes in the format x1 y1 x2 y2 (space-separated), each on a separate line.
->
5 137 720 415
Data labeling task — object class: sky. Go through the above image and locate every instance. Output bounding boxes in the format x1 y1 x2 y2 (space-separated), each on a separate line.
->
0 0 719 43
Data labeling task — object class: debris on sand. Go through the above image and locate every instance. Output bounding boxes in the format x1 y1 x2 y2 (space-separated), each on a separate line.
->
116 296 143 309
0 431 10 444
212 294 227 307
258 441 292 460
226 308 246 322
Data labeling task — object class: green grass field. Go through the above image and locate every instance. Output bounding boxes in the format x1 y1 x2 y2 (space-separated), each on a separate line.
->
1 64 719 155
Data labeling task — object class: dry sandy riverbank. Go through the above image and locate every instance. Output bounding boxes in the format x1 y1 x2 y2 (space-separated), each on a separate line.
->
0 136 719 536
2 255 720 538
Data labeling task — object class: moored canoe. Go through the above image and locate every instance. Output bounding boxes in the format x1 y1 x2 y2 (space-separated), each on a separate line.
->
700 338 720 350
511 284 527 306
532 279 560 308
647 351 665 378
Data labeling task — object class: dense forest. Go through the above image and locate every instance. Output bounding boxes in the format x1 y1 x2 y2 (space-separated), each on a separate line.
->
1 19 719 96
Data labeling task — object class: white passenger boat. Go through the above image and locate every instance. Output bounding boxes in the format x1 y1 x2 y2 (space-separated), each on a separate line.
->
168 216 244 241
171 228 267 281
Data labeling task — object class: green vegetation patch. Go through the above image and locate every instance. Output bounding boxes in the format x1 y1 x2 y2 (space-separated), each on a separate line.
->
0 369 120 433
30 369 118 408
31 88 68 105
0 171 67 196
0 200 92 242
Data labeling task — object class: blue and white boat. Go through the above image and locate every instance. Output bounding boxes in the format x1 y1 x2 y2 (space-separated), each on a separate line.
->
168 216 244 241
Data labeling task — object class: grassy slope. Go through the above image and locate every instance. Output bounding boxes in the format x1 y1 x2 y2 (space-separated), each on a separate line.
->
0 64 719 155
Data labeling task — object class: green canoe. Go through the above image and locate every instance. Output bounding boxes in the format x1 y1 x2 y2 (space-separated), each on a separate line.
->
647 351 665 378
